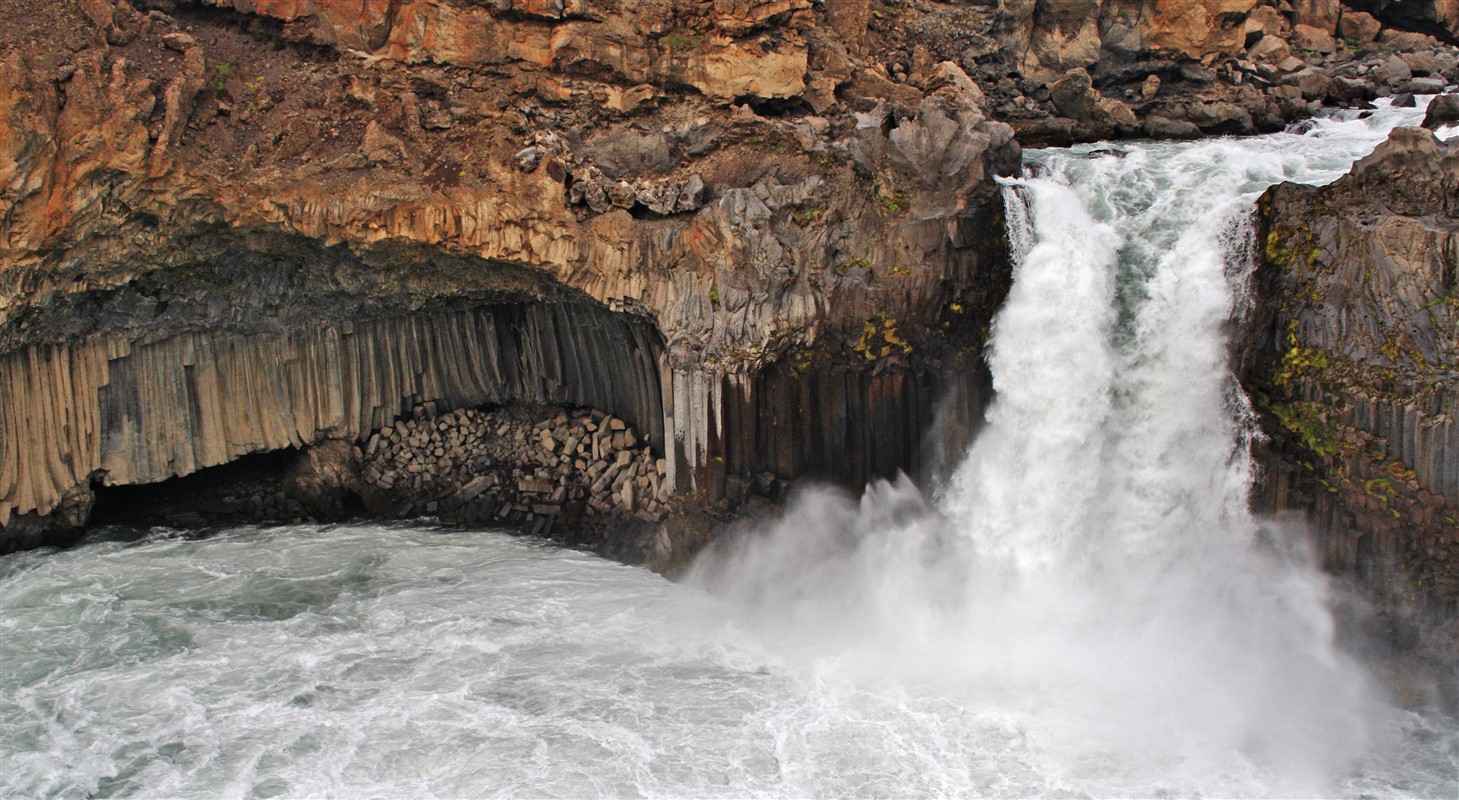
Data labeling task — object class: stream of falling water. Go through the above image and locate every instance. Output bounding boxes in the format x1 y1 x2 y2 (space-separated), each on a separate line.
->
2 102 1458 798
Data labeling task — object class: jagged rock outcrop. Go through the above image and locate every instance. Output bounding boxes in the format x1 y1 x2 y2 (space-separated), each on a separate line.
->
0 0 1026 547
1344 0 1459 44
1049 67 1138 137
1246 126 1459 705
992 0 1254 78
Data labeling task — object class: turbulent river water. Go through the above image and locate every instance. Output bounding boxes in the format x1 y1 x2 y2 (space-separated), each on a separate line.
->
4 102 1459 798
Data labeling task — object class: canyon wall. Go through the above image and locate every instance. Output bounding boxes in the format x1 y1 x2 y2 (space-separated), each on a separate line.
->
0 300 665 543
1 0 1033 546
1246 126 1458 702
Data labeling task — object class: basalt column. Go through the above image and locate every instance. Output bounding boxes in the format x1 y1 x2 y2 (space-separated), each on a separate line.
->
1245 127 1459 706
0 301 664 549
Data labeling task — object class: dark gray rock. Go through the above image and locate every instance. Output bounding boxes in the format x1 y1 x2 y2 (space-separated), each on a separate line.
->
1423 93 1459 128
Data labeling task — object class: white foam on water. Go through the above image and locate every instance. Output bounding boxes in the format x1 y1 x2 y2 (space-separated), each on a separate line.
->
689 97 1459 797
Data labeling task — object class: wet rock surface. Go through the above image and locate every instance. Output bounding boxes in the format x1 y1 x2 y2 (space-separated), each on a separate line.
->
1246 126 1459 708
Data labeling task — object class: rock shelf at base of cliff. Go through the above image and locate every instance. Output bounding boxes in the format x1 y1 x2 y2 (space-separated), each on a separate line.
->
84 401 706 570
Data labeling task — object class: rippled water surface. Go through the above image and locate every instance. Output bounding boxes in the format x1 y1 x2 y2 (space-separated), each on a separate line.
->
0 524 1455 798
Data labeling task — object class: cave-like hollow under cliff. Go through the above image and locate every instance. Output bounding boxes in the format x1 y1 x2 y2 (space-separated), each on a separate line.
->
0 229 994 557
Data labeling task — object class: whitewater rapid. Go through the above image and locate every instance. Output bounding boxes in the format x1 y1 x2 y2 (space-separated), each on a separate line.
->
3 102 1458 798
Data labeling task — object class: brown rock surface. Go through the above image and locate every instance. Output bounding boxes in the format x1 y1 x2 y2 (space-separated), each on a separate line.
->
1423 92 1459 127
1339 9 1383 42
0 0 1028 541
1291 22 1338 52
1346 0 1459 44
0 0 1452 545
1049 67 1138 135
996 0 1255 77
1291 0 1341 33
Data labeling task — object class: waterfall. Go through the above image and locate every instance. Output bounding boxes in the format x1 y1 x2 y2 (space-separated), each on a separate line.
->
948 178 1120 571
4 102 1456 799
689 102 1454 794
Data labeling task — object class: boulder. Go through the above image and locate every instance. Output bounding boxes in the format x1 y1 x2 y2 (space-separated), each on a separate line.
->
1409 77 1447 95
284 440 362 519
1328 74 1376 101
1291 23 1337 53
1338 10 1382 43
1049 68 1137 134
1140 74 1161 100
1379 30 1443 53
160 32 197 52
1423 93 1459 128
1247 35 1293 65
1180 100 1255 134
1245 5 1292 42
1142 115 1201 139
1374 54 1414 87
1291 69 1338 101
1433 50 1459 80
1402 51 1441 76
1291 0 1340 33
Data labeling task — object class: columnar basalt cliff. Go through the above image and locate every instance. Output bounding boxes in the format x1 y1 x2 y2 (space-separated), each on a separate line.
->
1246 126 1459 703
0 0 1037 550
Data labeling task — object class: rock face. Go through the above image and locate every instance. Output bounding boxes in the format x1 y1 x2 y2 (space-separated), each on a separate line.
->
0 299 665 544
1344 0 1459 44
90 401 687 567
1246 127 1459 706
0 0 1032 549
1049 67 1138 136
994 0 1254 77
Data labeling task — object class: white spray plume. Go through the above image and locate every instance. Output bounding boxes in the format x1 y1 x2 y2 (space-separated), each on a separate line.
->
684 104 1458 797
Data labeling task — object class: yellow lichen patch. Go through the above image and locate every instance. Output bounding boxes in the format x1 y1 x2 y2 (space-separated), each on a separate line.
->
853 312 913 361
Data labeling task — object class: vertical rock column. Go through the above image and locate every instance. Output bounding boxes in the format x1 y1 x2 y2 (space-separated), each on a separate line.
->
0 302 664 533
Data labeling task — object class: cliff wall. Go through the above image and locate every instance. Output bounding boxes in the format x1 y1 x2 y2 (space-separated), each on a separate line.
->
1246 126 1459 704
0 300 665 542
0 0 1029 545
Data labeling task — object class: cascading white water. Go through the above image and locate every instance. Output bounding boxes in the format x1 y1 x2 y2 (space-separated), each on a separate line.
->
689 99 1459 796
2 102 1457 799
